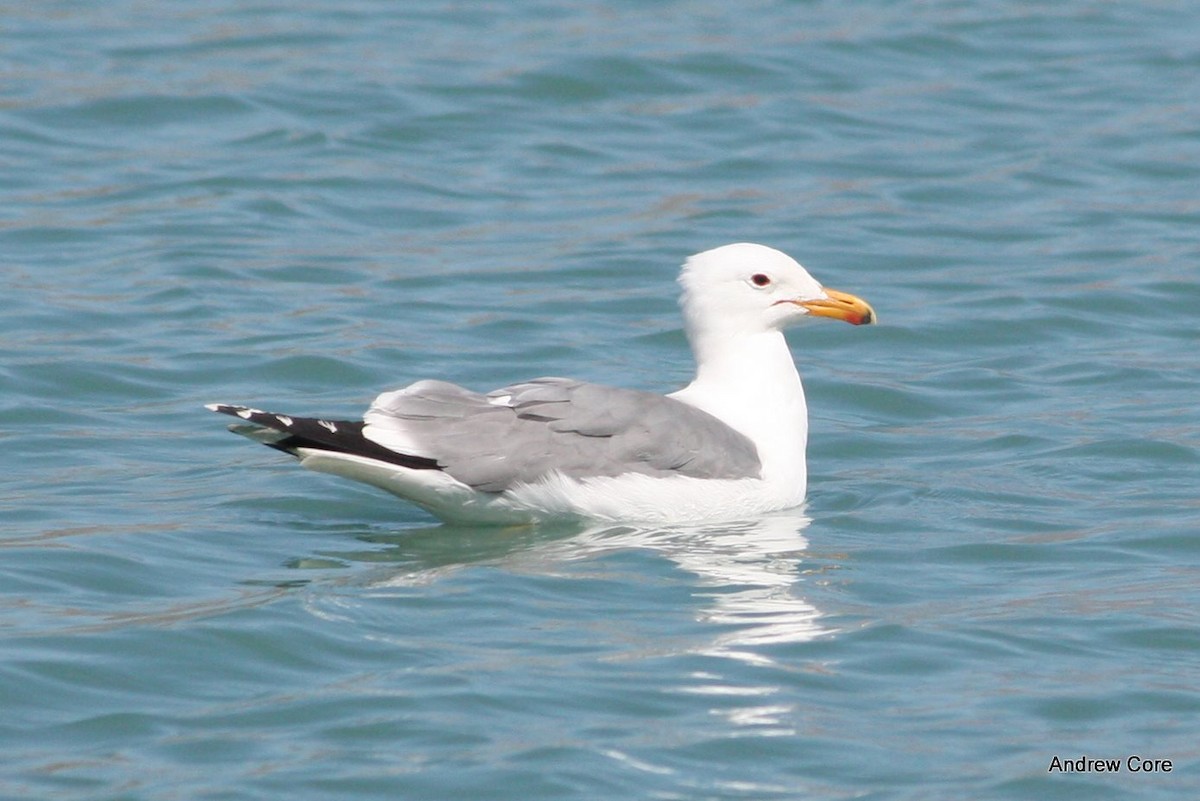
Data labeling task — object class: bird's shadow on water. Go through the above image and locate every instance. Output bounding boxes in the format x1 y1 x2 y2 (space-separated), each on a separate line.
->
295 508 833 662
292 517 593 574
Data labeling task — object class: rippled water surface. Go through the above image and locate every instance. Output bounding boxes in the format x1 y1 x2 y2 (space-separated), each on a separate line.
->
3 2 1199 799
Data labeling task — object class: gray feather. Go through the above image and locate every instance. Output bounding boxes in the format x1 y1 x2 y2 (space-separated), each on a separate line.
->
365 377 761 492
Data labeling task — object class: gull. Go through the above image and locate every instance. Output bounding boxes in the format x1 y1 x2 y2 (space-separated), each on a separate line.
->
208 243 874 524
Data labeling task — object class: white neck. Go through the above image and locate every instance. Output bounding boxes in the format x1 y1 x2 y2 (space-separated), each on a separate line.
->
669 328 808 490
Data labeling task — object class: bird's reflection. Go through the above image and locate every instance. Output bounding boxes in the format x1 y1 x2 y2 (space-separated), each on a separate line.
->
571 511 830 664
323 507 829 665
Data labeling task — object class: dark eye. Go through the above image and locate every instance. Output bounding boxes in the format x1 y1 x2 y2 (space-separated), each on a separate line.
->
750 273 771 287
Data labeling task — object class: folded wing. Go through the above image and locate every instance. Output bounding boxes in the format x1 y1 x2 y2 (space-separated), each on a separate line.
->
361 377 762 492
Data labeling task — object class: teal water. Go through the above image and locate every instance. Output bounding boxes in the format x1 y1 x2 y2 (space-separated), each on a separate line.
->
3 2 1199 799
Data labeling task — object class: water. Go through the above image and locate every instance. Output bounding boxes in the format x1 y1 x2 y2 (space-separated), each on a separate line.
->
3 1 1199 798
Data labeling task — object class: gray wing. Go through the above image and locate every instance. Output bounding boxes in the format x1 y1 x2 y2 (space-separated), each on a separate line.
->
363 377 761 492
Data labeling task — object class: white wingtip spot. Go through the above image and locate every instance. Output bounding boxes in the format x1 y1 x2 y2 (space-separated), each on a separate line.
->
276 415 293 427
318 420 338 433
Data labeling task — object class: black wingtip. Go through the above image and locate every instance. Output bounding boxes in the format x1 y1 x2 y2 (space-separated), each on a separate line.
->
207 402 441 472
206 403 260 419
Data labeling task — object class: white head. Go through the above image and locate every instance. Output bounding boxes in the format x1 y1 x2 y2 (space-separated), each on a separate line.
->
678 243 875 338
